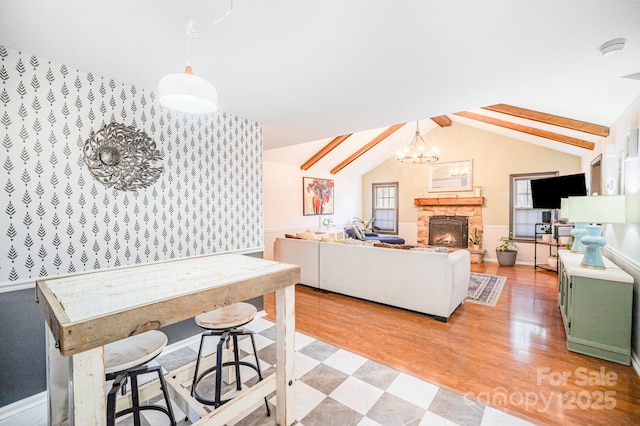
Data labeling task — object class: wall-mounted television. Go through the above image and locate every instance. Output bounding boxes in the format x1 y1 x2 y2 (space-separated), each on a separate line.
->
531 173 587 209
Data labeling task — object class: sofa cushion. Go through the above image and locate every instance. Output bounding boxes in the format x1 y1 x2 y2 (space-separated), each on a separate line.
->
352 226 365 239
410 246 450 253
374 243 415 250
367 235 405 245
296 229 316 240
344 227 358 239
344 238 376 246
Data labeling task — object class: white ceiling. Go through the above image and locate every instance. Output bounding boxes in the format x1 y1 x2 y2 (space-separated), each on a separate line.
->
2 0 640 161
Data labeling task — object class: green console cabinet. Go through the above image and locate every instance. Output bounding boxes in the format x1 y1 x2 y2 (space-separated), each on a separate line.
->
557 250 633 365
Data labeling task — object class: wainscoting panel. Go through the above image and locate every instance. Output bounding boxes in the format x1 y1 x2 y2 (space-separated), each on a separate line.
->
604 247 640 377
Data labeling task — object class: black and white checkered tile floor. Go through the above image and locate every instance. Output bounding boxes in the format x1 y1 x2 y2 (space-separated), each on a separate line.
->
145 316 534 426
2 315 534 426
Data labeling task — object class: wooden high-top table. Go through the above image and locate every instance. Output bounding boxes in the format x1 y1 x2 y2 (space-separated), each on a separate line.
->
35 253 300 426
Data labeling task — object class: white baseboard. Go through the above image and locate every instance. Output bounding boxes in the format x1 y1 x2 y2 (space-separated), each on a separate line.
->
0 391 46 422
632 351 640 377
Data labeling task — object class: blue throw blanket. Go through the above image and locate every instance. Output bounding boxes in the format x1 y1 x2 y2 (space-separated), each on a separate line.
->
344 227 405 245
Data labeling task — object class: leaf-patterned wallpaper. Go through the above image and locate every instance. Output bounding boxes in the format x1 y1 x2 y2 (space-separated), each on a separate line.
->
0 45 263 284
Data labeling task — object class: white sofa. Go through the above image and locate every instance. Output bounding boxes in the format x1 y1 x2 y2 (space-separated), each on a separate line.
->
273 237 470 321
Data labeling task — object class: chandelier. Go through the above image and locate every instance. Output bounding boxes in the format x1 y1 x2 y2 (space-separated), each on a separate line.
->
396 121 440 164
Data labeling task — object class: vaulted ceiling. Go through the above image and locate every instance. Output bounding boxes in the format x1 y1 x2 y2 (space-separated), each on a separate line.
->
263 105 608 175
2 0 640 169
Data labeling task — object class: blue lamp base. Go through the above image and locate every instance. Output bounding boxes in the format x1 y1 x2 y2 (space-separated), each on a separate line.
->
570 223 587 253
580 225 606 269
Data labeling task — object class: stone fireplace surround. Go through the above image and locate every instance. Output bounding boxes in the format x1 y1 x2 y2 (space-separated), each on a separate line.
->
415 197 484 247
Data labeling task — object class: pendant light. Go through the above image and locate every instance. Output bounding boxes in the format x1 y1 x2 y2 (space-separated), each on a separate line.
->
157 1 233 114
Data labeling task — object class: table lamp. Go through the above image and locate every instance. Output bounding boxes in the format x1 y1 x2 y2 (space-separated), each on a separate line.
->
567 195 626 269
560 197 586 253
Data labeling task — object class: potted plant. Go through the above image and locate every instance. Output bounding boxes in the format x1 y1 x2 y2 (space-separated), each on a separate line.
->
540 225 553 242
496 233 518 266
547 254 558 268
469 228 483 250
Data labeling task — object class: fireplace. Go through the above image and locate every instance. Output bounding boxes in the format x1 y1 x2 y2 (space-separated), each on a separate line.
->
429 216 469 248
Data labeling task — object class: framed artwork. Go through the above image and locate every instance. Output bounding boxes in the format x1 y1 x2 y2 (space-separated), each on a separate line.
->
303 177 334 215
427 160 473 192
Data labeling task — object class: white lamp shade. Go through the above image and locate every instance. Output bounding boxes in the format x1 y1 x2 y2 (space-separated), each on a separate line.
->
157 70 218 114
560 198 570 220
568 195 626 224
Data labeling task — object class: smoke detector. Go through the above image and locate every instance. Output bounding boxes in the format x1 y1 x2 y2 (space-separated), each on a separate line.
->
598 38 627 57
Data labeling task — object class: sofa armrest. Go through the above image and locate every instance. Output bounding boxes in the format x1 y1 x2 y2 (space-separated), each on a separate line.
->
447 249 471 313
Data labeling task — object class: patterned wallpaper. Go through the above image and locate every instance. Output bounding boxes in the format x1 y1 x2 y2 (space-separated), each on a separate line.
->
0 45 263 284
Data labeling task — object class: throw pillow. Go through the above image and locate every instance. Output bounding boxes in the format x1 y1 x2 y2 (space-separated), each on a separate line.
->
344 227 357 239
353 226 365 240
296 229 316 240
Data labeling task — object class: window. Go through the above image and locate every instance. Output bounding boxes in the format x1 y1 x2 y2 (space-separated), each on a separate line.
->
510 172 557 239
372 182 399 234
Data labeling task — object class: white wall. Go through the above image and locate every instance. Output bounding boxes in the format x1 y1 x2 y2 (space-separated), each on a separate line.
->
590 94 640 368
263 158 361 260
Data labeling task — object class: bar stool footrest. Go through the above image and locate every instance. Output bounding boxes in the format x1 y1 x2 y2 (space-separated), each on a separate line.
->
192 361 263 406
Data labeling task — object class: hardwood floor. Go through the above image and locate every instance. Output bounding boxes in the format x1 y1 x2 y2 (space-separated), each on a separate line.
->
263 262 640 425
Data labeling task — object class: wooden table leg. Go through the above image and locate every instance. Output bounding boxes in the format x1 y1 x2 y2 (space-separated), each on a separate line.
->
70 347 106 425
46 326 69 426
275 285 295 426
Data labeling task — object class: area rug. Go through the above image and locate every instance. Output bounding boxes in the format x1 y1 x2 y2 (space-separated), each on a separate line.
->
466 273 507 306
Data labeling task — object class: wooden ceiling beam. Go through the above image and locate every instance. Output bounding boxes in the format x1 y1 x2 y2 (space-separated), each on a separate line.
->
453 111 595 150
431 115 452 127
482 104 609 137
330 123 405 174
300 133 352 170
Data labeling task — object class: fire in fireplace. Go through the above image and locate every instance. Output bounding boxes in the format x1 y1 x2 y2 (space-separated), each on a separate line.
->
429 216 469 248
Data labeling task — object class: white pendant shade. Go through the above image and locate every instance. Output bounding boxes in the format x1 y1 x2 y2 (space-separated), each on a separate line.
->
157 65 218 114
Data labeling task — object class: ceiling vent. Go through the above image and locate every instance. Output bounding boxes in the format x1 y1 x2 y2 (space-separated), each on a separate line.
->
598 38 627 56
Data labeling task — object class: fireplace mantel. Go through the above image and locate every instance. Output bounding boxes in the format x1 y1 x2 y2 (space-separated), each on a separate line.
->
414 197 484 207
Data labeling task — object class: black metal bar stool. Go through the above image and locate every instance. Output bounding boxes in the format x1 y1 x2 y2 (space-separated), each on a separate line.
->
104 330 176 426
191 302 270 416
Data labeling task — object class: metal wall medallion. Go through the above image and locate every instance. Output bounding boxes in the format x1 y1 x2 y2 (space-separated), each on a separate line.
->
83 123 163 191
